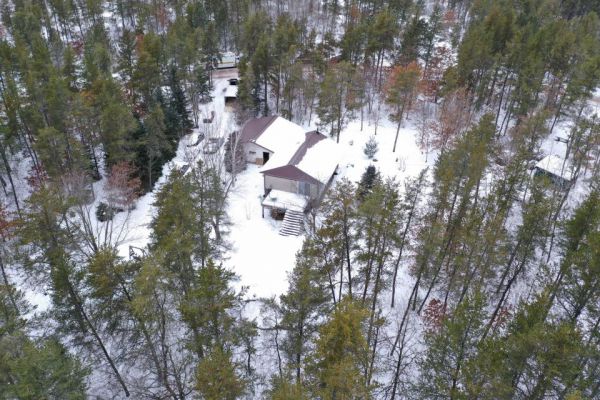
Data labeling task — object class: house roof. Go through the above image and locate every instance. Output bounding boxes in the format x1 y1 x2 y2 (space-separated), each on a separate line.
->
288 131 326 165
262 130 340 184
239 116 278 144
535 155 573 181
256 118 307 167
293 132 340 184
240 116 340 185
261 165 321 185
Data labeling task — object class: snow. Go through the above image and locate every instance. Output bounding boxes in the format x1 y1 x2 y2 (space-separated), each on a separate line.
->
295 135 342 184
262 189 308 212
227 116 430 298
257 117 306 170
336 120 431 184
226 166 304 297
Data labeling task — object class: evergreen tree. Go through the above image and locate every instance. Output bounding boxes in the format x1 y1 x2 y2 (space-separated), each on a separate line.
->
196 346 247 400
386 62 421 152
139 103 171 190
317 61 362 143
280 241 330 383
307 297 371 400
0 285 89 399
267 375 308 400
357 165 380 200
416 292 486 399
464 294 584 399
167 65 193 138
363 136 378 159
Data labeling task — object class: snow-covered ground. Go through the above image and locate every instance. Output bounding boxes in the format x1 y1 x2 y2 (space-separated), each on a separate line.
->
76 75 432 301
225 118 430 298
225 165 303 297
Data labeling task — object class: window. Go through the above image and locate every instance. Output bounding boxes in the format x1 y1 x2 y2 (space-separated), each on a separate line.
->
249 150 256 155
299 182 311 196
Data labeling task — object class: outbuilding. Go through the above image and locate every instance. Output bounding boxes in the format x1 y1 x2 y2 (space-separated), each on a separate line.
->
534 155 573 189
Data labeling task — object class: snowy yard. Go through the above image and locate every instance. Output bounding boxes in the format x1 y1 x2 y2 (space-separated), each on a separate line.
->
84 75 434 301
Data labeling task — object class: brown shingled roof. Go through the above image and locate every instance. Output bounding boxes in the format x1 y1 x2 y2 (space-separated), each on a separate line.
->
239 116 278 144
261 165 321 185
261 131 328 184
287 131 327 165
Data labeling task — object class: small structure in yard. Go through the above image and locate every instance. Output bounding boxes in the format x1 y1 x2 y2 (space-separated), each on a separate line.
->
216 52 239 69
224 81 238 107
534 154 573 189
238 116 340 235
203 137 225 154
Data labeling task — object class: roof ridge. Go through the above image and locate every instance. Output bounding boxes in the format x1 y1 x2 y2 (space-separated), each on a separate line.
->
287 131 326 166
258 116 279 140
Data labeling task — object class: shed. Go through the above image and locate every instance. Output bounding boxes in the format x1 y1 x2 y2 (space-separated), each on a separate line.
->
534 155 573 189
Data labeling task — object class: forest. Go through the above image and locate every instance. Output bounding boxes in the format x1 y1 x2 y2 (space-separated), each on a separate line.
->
1 0 600 398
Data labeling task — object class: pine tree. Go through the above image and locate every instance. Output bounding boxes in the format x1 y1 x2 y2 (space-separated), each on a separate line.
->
167 65 193 138
0 285 89 399
196 346 247 400
363 136 378 159
357 165 380 200
150 167 214 289
416 292 486 399
267 375 308 400
318 179 358 297
280 241 330 383
190 64 212 126
180 260 247 358
139 104 171 190
551 190 600 322
20 183 131 397
412 114 496 313
306 297 371 400
386 62 421 152
317 61 362 143
464 294 584 399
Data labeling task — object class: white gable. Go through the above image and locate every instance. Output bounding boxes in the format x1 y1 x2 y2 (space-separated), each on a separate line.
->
257 117 306 170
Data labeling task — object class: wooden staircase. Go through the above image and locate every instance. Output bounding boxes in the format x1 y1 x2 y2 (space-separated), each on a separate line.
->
279 210 305 236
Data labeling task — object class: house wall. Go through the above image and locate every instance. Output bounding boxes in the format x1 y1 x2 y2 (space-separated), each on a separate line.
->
315 166 338 205
264 175 320 199
265 175 298 194
243 142 272 164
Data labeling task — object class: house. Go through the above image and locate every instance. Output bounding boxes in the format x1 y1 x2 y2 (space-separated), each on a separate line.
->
534 154 573 189
239 116 339 219
239 116 306 165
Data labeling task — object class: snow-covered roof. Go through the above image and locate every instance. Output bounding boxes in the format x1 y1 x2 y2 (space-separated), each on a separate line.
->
294 133 340 184
256 117 306 168
262 130 340 184
535 155 573 181
240 116 340 185
224 85 238 98
262 189 308 212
